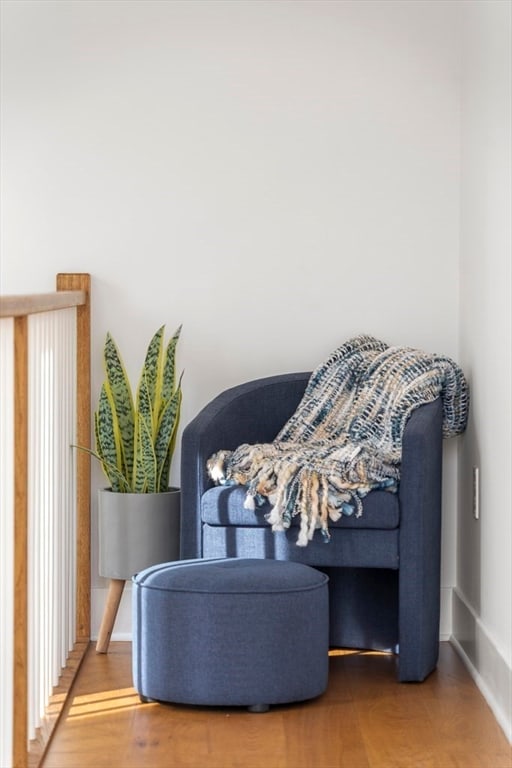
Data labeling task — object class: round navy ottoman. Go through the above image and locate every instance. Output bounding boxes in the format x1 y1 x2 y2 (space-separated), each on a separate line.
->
132 558 329 711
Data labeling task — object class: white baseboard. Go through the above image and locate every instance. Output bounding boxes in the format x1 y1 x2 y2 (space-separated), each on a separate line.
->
451 588 512 743
440 586 452 641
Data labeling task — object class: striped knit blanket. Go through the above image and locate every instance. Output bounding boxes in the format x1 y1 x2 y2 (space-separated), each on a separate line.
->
207 336 469 546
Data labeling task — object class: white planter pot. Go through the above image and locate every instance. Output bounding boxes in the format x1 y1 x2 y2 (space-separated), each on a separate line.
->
98 487 181 580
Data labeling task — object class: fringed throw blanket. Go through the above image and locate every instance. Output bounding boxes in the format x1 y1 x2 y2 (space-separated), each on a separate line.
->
207 336 469 546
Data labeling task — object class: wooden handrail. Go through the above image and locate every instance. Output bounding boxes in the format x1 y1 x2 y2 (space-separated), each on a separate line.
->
0 291 87 318
1 273 91 768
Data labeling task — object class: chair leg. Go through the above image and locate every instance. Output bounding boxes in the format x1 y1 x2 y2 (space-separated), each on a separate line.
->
398 569 440 682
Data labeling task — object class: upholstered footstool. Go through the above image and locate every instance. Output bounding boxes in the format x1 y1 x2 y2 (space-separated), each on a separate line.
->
132 557 329 712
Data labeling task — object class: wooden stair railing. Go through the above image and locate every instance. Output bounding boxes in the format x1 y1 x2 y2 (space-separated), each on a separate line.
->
0 273 91 768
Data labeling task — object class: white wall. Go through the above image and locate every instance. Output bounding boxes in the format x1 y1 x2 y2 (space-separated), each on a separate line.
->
1 1 461 652
455 0 512 741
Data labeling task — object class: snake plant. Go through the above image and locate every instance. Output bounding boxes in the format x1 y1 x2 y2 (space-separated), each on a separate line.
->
87 325 182 493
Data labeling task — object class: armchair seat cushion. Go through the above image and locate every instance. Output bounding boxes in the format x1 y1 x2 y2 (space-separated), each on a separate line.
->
201 485 399 530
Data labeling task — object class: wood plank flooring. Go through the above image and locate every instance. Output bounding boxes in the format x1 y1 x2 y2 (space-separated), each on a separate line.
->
42 642 511 768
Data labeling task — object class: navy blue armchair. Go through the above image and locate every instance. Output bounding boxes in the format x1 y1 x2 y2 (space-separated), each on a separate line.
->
181 373 443 682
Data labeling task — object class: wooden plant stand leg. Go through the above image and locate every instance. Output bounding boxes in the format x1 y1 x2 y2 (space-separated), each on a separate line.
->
96 578 125 653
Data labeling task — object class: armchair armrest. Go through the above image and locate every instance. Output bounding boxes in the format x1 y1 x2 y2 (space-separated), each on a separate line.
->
180 373 309 558
399 398 443 528
398 397 444 681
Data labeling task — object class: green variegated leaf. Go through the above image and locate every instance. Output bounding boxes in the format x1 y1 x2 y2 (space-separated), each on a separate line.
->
93 409 118 489
161 325 182 407
156 382 182 492
95 384 121 472
141 326 164 421
132 412 156 493
76 442 130 492
132 413 146 493
140 413 157 493
136 371 154 442
103 333 135 483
